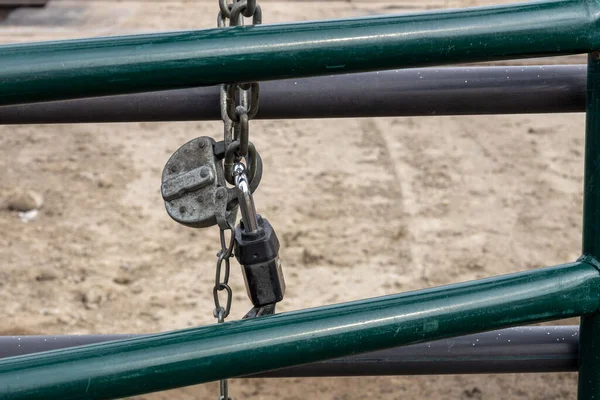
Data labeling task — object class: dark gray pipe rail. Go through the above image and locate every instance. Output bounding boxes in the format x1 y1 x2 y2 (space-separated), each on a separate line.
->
0 65 586 124
0 326 578 376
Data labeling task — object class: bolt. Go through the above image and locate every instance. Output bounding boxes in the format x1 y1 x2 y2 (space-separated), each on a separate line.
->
179 206 186 214
170 165 178 173
197 197 203 203
216 190 225 200
200 167 209 178
198 140 206 148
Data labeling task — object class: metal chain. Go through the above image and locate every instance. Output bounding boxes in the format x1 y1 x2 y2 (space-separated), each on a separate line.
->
214 1 262 399
218 0 261 169
212 224 235 400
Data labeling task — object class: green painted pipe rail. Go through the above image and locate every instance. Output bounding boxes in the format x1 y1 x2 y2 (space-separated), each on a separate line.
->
1 0 600 105
578 53 600 398
0 262 598 400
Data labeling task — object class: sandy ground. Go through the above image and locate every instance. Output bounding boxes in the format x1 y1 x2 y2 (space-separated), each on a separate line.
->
0 1 591 399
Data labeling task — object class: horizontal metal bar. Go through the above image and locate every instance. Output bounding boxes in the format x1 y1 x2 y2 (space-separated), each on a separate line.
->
0 0 47 6
0 326 579 375
261 326 580 376
0 335 139 359
0 262 597 399
0 65 586 124
1 0 600 105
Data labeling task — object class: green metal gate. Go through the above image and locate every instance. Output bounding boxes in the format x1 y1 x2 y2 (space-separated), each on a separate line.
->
1 0 600 398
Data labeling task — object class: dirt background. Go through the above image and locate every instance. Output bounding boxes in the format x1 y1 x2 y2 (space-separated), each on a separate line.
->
0 0 590 399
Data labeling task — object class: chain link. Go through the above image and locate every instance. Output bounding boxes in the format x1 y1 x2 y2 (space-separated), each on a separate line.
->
213 226 234 321
214 1 262 399
230 0 262 26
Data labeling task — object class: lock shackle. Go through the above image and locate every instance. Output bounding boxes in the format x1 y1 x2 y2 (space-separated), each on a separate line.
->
233 162 259 234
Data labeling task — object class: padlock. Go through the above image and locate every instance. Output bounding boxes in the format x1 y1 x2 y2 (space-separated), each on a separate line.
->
161 136 227 228
232 163 285 307
161 136 263 228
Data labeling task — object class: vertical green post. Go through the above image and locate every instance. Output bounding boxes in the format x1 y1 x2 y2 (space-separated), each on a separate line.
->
579 52 600 399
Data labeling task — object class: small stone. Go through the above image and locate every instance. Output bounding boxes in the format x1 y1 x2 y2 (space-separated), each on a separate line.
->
18 209 39 223
81 288 104 310
113 275 134 286
465 260 484 271
130 285 143 294
5 189 43 211
57 316 73 325
139 311 161 321
393 226 408 240
35 269 58 282
302 248 324 266
464 387 483 399
97 176 113 188
78 172 95 181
